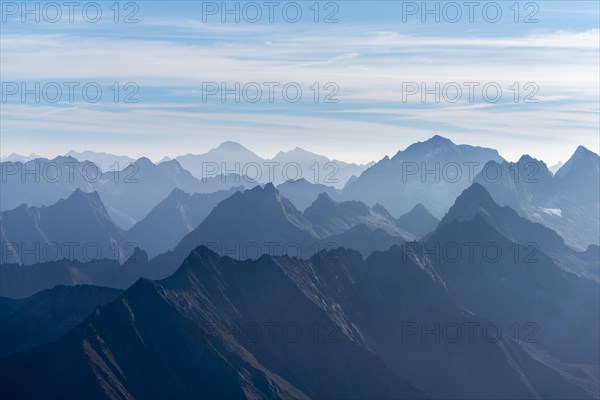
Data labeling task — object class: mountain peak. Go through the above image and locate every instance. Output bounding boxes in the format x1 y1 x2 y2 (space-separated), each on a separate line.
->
68 188 101 203
314 192 335 205
410 203 431 215
427 135 453 144
135 156 154 167
454 183 494 206
556 144 600 178
168 187 189 199
440 183 497 225
215 141 250 152
263 182 277 193
396 203 439 238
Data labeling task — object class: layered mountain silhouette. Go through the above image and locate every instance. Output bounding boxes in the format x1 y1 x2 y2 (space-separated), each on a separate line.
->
323 224 406 257
428 215 599 369
396 203 440 238
156 183 320 266
126 186 244 257
474 147 600 250
175 142 371 188
0 247 427 399
0 190 128 265
1 245 594 398
270 146 371 187
175 141 264 180
0 250 147 299
0 284 122 356
440 183 599 280
0 156 98 212
304 192 411 239
1 156 256 229
341 135 504 217
2 149 599 399
276 178 340 211
1 184 414 297
65 150 135 172
96 157 257 228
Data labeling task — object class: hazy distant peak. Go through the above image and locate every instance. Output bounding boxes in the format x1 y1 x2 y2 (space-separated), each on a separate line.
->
158 158 186 172
372 203 394 219
393 135 456 159
575 145 596 156
282 178 310 185
410 203 432 215
135 156 154 166
556 144 600 178
517 154 547 167
51 155 79 163
215 141 248 151
64 189 106 211
168 187 190 198
428 134 454 144
68 188 99 200
314 191 336 204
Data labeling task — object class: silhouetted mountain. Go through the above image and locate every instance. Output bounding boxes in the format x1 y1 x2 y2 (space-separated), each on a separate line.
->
0 251 146 299
1 245 592 398
475 148 600 250
304 193 411 238
0 284 122 356
276 178 340 211
126 186 244 257
157 184 319 267
97 158 257 228
323 224 406 257
441 183 598 280
1 156 256 230
343 174 358 189
0 247 427 399
270 146 370 187
175 141 264 181
0 190 128 265
0 156 98 212
1 185 412 296
555 145 600 203
66 150 135 171
342 135 503 217
0 153 39 163
396 203 440 238
176 142 371 189
427 215 599 373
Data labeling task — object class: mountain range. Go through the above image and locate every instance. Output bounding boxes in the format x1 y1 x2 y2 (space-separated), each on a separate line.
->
474 146 600 250
1 164 599 398
1 190 128 265
1 241 596 398
341 135 505 218
175 141 372 189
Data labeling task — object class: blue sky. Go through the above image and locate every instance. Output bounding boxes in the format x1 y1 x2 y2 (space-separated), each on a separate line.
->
1 0 598 164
